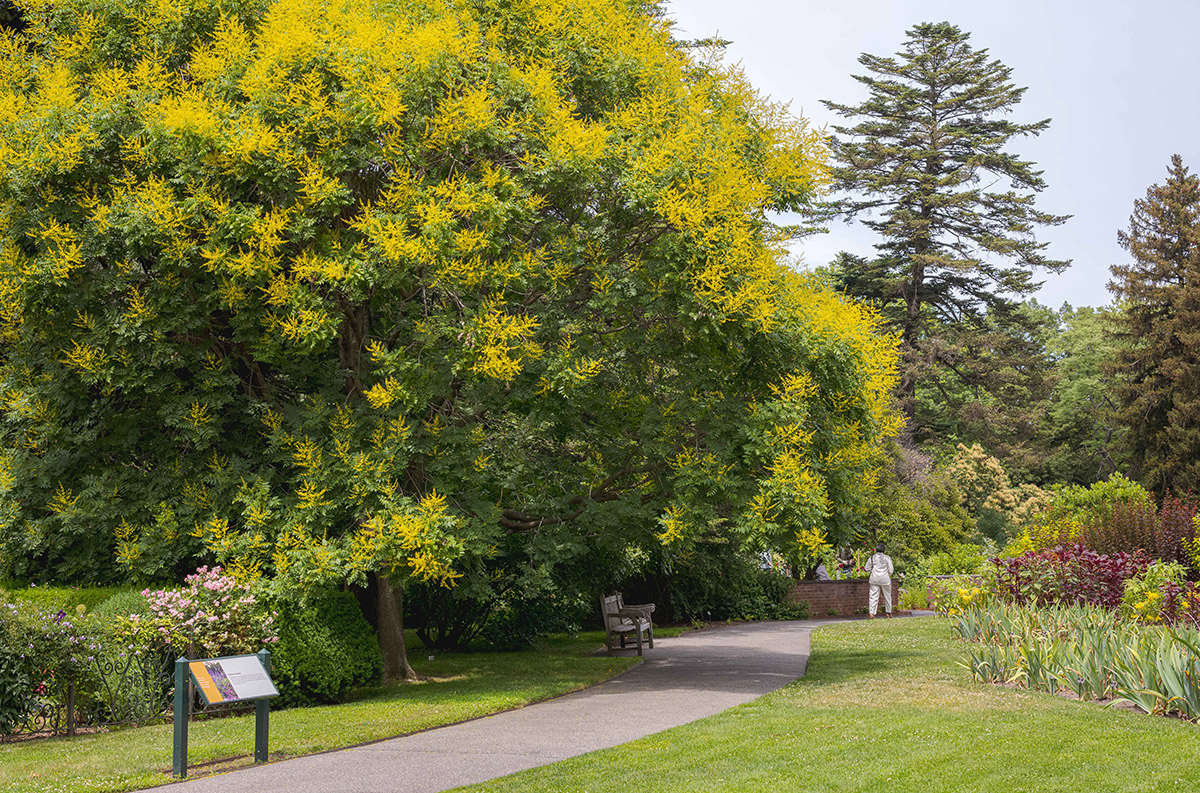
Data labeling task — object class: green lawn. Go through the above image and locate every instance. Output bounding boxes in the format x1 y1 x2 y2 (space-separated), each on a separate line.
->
458 618 1200 793
0 631 643 793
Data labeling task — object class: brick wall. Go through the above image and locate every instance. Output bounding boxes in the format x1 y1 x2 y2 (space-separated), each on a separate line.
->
786 579 900 616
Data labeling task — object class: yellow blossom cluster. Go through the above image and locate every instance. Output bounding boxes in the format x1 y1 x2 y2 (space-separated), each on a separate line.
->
0 0 904 589
946 443 1049 528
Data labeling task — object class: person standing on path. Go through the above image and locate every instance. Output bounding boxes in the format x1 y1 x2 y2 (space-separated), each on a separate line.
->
866 542 893 618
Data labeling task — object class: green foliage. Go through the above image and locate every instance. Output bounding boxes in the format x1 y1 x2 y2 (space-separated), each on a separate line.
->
1048 474 1151 523
656 543 804 623
0 0 898 636
822 22 1068 428
0 1 24 34
919 543 993 578
1 585 131 614
271 589 382 707
1109 155 1200 496
910 301 1059 479
0 641 32 733
1 580 133 611
407 533 611 653
478 592 584 652
91 588 150 618
1121 561 1188 622
859 451 974 567
1036 304 1125 484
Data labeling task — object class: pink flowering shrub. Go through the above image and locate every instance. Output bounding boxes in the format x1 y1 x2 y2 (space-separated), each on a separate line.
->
118 567 277 658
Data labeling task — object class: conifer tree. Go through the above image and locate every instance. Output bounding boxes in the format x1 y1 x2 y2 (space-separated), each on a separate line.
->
1108 155 1200 495
823 22 1069 428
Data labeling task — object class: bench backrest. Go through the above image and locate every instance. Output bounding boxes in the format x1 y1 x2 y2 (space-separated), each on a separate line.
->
600 594 624 631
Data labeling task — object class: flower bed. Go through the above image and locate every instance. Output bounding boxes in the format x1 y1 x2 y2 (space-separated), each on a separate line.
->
954 602 1200 721
993 543 1151 610
1 567 278 740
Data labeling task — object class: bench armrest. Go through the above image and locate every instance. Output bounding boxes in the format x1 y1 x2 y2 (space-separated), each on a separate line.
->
617 607 653 620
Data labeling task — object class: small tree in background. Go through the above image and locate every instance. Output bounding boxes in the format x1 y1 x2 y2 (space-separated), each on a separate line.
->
944 443 1048 543
1108 155 1200 496
1038 304 1124 485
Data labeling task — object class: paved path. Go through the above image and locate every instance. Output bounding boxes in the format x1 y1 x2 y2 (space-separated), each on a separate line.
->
165 619 843 793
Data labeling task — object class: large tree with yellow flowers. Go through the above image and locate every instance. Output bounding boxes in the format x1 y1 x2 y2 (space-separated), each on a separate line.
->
0 0 898 677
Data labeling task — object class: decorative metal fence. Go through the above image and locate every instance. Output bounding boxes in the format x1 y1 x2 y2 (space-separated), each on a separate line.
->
2 649 176 740
2 649 262 742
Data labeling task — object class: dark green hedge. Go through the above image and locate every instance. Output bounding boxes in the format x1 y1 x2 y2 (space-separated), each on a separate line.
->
1 585 132 614
271 589 382 707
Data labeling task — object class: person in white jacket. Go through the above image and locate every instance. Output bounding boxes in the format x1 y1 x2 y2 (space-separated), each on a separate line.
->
866 542 893 618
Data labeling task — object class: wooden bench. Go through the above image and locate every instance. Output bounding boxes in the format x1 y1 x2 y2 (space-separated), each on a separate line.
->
600 593 655 656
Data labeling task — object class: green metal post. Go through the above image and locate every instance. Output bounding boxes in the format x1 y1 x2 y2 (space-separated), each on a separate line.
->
255 648 270 763
172 657 189 778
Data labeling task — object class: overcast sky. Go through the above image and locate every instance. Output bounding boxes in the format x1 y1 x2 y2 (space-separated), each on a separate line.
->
666 0 1200 310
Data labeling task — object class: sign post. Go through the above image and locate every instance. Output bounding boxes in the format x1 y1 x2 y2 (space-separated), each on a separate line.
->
255 648 271 763
173 657 188 778
172 649 278 779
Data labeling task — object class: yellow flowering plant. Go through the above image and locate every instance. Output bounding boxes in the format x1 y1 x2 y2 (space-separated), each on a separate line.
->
929 575 992 616
0 0 900 674
1120 560 1187 624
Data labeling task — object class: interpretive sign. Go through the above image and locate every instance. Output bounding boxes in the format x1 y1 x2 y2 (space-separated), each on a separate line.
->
189 654 279 705
173 648 276 778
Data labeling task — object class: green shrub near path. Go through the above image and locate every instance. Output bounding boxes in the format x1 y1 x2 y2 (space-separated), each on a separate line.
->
271 589 383 707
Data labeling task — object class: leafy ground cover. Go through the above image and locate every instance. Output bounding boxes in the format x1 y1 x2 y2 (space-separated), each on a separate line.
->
0 631 653 793
460 618 1200 793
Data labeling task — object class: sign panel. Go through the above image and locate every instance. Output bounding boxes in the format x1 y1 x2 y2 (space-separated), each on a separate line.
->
189 655 279 705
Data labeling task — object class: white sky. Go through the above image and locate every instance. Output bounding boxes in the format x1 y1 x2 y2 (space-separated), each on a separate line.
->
666 0 1200 309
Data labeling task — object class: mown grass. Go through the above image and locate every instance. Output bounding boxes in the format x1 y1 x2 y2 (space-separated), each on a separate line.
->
0 631 645 793
459 618 1200 793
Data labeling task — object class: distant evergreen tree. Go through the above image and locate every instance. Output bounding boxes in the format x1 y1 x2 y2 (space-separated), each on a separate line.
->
1108 155 1200 495
822 22 1069 431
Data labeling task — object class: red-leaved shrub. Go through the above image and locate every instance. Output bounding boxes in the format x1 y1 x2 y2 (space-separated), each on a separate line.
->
993 544 1151 610
1075 491 1199 568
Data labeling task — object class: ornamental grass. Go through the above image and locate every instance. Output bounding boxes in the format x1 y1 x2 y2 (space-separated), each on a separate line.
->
955 601 1200 721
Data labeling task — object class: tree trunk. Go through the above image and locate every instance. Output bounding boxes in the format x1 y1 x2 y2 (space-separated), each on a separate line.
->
375 571 417 682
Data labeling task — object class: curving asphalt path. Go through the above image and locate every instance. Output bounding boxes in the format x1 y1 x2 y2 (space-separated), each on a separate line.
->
162 619 846 793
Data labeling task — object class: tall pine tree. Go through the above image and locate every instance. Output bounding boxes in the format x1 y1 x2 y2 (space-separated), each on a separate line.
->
822 22 1069 433
1108 155 1200 495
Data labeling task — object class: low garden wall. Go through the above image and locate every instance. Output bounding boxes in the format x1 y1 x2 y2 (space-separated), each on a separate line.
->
785 579 900 616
